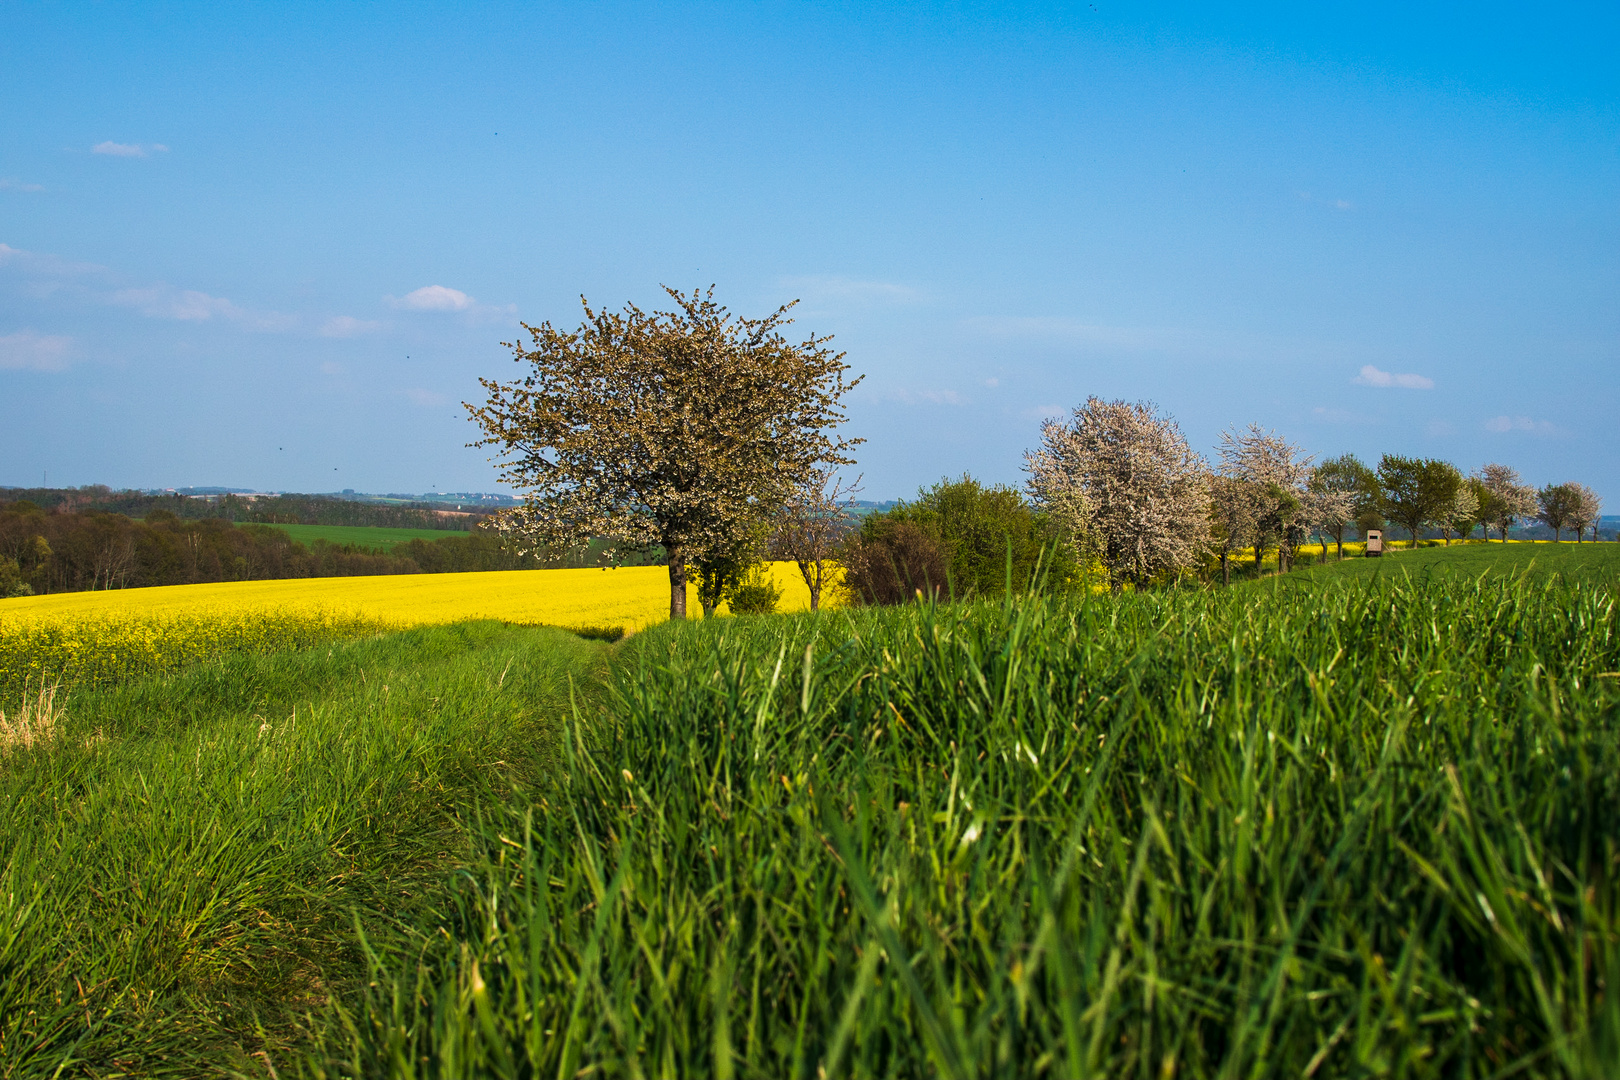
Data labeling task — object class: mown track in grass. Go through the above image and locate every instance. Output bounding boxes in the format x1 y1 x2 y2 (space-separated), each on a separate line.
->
0 622 609 1077
316 570 1620 1078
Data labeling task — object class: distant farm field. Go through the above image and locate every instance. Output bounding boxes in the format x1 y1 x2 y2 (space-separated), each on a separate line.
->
1279 538 1620 586
0 562 822 697
259 522 472 549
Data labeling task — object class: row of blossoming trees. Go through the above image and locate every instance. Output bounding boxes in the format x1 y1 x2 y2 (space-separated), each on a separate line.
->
468 290 1602 613
1026 398 1605 589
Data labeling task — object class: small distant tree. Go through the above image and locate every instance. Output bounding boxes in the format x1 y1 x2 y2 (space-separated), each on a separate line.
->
1569 484 1603 542
727 565 783 614
1377 455 1460 549
1217 425 1311 574
1306 459 1360 560
1537 483 1582 542
1208 474 1260 585
466 287 862 619
694 524 765 619
1479 463 1538 541
1443 476 1487 543
1026 398 1209 590
769 467 861 612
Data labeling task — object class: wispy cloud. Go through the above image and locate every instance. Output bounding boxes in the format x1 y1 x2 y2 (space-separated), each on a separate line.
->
1484 415 1561 436
882 387 968 407
1 241 295 332
109 285 294 331
92 141 169 158
1297 192 1355 211
1311 406 1377 425
1353 364 1433 389
400 387 448 407
320 315 383 338
0 330 73 372
780 275 926 306
965 315 1219 355
0 178 44 193
391 285 473 311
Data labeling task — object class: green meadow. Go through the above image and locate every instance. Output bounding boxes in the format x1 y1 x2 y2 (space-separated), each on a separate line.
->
3 542 1618 1077
260 523 474 550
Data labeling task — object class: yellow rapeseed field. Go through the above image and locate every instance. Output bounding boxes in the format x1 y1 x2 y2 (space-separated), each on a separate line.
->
0 562 832 698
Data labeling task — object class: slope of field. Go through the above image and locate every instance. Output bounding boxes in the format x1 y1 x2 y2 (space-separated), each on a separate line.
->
8 564 1619 1075
321 572 1620 1076
259 522 471 549
1275 538 1620 586
0 622 608 1074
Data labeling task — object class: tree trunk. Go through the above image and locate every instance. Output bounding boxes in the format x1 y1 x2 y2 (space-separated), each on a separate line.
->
667 545 688 620
1335 534 1344 560
799 558 821 612
1221 550 1230 586
1254 544 1262 577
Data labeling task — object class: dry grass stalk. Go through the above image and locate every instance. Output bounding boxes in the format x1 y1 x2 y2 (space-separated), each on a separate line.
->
0 683 64 754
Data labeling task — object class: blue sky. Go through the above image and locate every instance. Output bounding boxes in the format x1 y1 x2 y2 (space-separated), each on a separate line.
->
2 2 1615 501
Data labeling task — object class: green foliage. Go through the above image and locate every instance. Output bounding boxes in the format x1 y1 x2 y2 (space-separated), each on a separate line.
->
1377 454 1461 544
863 475 1077 597
726 565 783 615
0 555 29 598
310 569 1620 1076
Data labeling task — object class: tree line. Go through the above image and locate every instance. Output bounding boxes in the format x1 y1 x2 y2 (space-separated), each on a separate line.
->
466 288 1611 614
0 503 655 598
0 486 489 531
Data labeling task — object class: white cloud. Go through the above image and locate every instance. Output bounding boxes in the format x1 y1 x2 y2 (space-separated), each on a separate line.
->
320 315 383 337
1027 404 1069 422
392 285 474 311
0 178 44 193
1484 415 1560 436
1353 364 1434 390
91 141 168 157
0 330 72 371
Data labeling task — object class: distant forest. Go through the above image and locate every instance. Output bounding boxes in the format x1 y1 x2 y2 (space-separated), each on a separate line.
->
0 486 488 530
0 496 660 596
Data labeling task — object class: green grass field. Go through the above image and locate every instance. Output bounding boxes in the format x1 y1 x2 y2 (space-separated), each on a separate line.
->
1278 538 1620 587
259 522 472 550
5 542 1619 1076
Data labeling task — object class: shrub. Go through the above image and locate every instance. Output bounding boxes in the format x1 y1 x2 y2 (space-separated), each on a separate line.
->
848 476 1076 600
726 565 783 615
840 520 949 604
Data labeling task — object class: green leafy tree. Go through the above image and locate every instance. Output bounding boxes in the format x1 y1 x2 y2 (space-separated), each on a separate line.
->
466 287 862 619
1311 454 1375 559
884 475 1076 596
1377 455 1461 549
1536 483 1582 542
